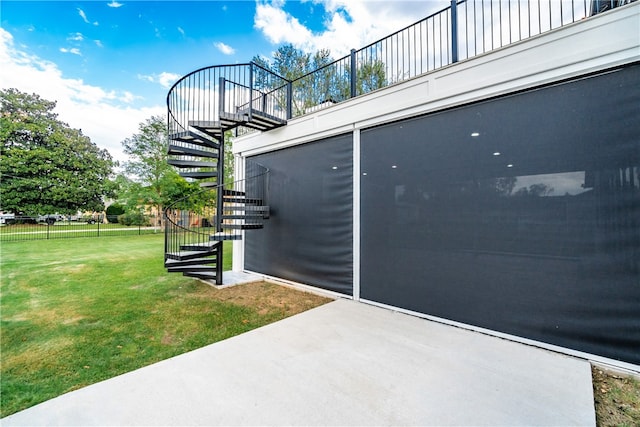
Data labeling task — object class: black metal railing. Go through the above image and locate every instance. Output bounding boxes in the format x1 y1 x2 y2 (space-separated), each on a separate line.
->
0 215 160 242
167 1 633 133
164 161 269 262
167 63 290 139
283 0 633 116
164 198 217 262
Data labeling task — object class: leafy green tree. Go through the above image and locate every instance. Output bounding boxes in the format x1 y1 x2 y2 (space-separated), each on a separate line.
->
120 115 211 222
0 88 115 215
121 115 172 223
223 130 234 185
354 59 387 95
122 116 170 188
253 44 387 115
254 44 334 115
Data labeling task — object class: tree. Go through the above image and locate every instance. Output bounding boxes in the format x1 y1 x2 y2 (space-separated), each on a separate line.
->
253 44 387 115
515 183 554 197
0 88 116 215
254 45 337 115
223 130 234 185
122 116 170 188
121 115 172 222
354 59 387 95
120 115 210 222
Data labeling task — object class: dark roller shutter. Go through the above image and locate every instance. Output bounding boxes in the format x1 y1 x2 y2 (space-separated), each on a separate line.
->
246 133 353 295
360 64 640 364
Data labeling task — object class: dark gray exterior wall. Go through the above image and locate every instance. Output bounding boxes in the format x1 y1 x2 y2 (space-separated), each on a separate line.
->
360 64 640 365
245 133 353 295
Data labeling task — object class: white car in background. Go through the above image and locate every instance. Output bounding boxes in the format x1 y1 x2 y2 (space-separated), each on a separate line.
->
0 212 15 225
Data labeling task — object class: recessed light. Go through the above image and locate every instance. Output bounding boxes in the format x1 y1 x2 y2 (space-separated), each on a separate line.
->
493 152 501 156
507 164 514 168
362 172 368 176
391 165 397 169
471 132 480 137
331 166 338 170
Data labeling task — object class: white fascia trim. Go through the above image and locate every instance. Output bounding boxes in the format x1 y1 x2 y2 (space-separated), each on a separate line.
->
234 123 355 158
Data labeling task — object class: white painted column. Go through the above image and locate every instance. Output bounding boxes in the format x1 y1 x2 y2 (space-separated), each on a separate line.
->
352 127 361 301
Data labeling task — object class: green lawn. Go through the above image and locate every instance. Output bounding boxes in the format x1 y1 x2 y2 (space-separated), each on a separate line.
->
0 234 318 416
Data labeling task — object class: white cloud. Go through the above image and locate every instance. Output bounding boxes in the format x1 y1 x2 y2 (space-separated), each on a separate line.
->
119 91 140 104
59 47 82 56
254 0 449 56
177 27 185 37
137 72 181 89
67 32 84 42
138 74 154 84
107 1 124 8
94 40 104 48
214 41 235 55
254 1 313 49
157 72 180 88
78 8 89 23
77 8 99 26
0 28 163 163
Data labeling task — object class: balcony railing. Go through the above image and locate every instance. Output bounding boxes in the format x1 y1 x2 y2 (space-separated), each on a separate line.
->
167 1 634 136
285 0 634 118
167 63 290 138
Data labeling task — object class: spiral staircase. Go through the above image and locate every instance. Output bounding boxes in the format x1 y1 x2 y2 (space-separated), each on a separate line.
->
164 63 290 285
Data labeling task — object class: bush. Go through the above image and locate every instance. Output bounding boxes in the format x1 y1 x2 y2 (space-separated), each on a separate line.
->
106 204 126 223
117 211 150 226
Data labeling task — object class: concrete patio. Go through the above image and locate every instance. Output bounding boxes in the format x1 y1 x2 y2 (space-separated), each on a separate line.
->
2 297 595 426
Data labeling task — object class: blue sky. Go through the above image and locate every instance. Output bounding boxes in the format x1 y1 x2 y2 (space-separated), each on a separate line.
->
0 0 447 161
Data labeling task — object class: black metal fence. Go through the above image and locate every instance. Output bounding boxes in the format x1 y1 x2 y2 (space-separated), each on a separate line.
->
0 215 161 242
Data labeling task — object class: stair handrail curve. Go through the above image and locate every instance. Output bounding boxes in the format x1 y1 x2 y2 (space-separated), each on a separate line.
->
167 63 291 138
163 162 270 262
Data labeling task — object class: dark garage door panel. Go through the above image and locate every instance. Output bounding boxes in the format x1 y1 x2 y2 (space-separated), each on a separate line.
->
246 134 354 295
360 65 640 365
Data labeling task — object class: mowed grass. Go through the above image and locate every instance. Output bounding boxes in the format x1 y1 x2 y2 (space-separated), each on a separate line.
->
0 234 330 417
593 366 640 426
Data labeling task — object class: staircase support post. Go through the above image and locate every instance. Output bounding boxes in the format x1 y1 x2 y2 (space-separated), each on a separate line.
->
216 242 223 286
